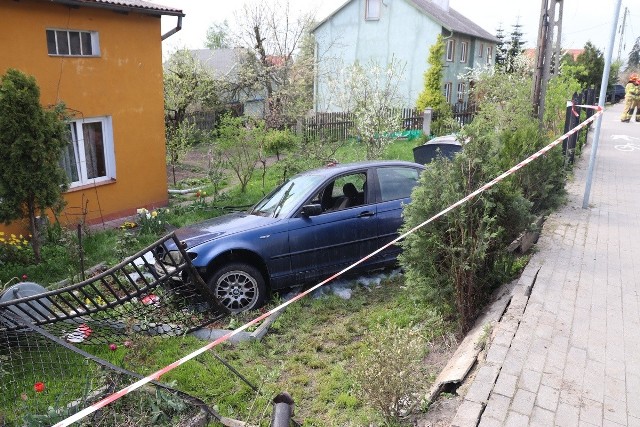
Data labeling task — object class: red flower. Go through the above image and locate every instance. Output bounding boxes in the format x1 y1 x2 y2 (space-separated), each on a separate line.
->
109 343 117 351
21 274 28 281
34 382 45 393
123 340 132 348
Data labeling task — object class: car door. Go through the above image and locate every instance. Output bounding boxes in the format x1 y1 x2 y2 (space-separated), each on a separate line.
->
368 165 422 267
286 170 378 285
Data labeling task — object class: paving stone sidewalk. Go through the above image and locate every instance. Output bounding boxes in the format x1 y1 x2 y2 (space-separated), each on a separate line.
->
453 102 640 427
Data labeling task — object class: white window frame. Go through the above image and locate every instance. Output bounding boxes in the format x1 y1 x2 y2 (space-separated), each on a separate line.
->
61 117 116 188
486 46 493 65
365 0 381 20
479 43 484 58
457 82 465 101
444 82 452 103
46 29 100 57
446 39 455 62
460 41 468 63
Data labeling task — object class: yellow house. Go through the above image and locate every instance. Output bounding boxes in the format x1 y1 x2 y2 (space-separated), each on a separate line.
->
0 0 183 234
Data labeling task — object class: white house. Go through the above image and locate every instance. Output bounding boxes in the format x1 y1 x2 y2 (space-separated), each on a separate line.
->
312 0 498 112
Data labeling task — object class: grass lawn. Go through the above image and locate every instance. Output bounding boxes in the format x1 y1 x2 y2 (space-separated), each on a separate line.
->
95 274 455 426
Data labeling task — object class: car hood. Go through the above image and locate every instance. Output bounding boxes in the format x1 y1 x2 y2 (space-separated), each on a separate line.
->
174 212 280 248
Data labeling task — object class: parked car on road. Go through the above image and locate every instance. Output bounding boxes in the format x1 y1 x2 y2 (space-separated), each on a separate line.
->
156 161 424 313
608 84 626 103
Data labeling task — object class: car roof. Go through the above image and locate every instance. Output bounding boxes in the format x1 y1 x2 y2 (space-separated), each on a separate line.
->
294 160 424 179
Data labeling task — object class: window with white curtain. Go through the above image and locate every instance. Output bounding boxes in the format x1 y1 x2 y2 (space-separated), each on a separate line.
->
61 117 115 187
446 39 455 62
457 82 465 101
460 41 468 63
444 82 452 103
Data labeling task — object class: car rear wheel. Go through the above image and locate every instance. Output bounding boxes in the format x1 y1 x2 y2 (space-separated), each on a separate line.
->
208 263 266 314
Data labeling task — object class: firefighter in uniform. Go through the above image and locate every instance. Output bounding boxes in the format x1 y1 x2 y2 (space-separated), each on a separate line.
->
621 73 640 123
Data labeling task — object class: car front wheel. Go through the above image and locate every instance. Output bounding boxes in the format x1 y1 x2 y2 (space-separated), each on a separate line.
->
208 263 266 314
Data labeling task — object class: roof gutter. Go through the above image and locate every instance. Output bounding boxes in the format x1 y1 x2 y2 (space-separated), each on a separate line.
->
48 0 185 17
162 15 182 41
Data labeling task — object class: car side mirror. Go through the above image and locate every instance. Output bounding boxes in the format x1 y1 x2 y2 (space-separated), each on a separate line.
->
300 203 323 217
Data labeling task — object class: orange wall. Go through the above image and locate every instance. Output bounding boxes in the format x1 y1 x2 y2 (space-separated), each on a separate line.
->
0 0 169 234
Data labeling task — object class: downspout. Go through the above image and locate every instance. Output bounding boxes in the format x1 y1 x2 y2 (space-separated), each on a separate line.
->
161 16 182 41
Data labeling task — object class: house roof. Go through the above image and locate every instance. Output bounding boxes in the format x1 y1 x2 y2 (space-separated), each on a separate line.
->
523 48 584 61
47 0 184 17
408 0 497 42
313 0 497 43
190 48 247 79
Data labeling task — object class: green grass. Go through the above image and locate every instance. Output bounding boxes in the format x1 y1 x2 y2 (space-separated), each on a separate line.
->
90 276 454 426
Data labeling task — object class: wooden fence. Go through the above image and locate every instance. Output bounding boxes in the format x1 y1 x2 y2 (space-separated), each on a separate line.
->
181 103 477 140
298 104 477 140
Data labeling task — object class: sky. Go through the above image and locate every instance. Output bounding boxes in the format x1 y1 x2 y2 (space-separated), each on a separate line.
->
157 0 638 63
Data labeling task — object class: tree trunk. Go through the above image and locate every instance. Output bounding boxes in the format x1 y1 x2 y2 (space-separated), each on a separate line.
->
27 199 42 263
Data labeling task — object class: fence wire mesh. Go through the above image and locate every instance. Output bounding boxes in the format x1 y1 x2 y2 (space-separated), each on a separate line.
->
0 233 229 426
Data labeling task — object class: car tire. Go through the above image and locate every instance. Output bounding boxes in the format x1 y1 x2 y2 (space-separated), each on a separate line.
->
208 263 266 314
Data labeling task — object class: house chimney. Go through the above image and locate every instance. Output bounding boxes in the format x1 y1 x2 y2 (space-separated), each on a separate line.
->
432 0 450 11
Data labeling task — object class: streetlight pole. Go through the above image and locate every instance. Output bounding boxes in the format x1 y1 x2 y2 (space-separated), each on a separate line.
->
582 0 623 209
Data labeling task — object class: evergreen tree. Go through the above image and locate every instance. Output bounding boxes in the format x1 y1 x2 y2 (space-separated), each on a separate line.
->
416 34 452 135
628 36 640 70
506 23 525 73
495 25 508 70
0 69 69 262
575 42 605 89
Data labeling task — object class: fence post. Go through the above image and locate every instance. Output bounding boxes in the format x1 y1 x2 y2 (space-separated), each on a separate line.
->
423 108 433 136
562 92 579 165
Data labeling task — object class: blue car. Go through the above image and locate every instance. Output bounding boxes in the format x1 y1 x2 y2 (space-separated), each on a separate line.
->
157 160 424 313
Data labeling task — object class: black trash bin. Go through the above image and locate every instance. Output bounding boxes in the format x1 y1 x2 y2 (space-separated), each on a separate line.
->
413 134 462 165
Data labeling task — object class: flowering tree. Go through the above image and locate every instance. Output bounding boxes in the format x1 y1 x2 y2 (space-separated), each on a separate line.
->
329 57 406 159
0 69 69 262
226 0 315 129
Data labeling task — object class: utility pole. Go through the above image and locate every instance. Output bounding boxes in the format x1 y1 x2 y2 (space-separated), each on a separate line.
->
617 7 628 62
532 0 564 122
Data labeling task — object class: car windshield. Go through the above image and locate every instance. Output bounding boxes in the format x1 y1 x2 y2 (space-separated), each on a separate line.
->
250 174 324 218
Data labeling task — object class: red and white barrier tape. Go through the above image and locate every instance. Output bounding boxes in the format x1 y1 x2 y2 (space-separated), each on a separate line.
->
54 105 603 427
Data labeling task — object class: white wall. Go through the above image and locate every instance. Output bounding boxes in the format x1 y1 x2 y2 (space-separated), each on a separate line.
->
314 0 442 112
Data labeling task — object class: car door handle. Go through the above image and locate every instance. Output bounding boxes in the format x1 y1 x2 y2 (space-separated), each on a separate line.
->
358 211 375 218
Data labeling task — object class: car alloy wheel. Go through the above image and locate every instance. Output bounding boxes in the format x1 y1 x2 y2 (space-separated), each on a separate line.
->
209 263 266 313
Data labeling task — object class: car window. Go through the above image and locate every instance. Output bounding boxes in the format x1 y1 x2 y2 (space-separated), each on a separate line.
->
251 174 324 218
318 172 367 212
377 167 420 202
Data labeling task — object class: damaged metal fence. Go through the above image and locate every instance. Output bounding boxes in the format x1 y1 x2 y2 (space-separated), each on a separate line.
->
0 233 229 426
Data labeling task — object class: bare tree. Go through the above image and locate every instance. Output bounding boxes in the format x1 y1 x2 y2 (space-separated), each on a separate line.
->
229 0 316 128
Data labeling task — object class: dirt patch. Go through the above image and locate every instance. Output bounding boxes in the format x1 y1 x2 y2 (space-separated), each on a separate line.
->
167 145 211 187
167 145 280 189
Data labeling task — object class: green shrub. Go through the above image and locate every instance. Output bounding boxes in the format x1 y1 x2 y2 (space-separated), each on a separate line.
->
352 323 426 423
400 127 531 332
